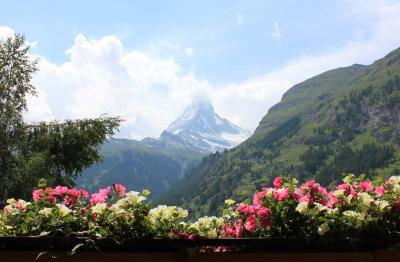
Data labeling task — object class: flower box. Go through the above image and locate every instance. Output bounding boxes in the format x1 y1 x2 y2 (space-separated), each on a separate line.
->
0 237 399 261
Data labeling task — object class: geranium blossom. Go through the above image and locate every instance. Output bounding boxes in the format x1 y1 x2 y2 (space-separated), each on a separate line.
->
273 188 290 201
0 175 399 243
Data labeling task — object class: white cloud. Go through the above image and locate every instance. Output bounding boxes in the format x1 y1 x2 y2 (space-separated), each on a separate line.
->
184 47 194 56
30 34 209 139
0 26 15 40
3 0 400 140
24 88 55 122
271 22 281 42
237 13 244 26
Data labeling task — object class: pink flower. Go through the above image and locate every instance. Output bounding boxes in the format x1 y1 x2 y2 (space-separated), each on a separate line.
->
375 186 386 197
236 204 255 215
224 220 244 238
54 186 68 195
46 196 56 203
90 187 111 205
359 181 373 192
45 187 55 195
350 187 358 198
327 193 339 206
32 189 43 202
273 188 290 201
244 216 258 232
99 187 111 196
255 206 270 219
255 206 270 227
67 188 81 198
113 184 126 197
90 193 107 205
273 177 283 189
317 186 328 196
14 200 28 212
253 191 266 206
302 180 317 188
80 189 89 198
293 188 303 201
298 194 310 203
337 184 350 192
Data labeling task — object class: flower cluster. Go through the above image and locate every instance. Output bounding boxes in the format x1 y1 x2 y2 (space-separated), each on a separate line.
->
0 175 399 244
223 175 400 242
0 183 150 239
148 205 188 238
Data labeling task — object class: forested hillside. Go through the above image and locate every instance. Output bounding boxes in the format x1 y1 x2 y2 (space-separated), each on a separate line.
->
76 139 202 198
158 47 400 217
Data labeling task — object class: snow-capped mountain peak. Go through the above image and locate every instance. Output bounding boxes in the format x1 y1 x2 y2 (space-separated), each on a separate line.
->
165 101 251 153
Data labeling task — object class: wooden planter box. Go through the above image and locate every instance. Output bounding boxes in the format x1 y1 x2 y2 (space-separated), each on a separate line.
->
0 237 399 262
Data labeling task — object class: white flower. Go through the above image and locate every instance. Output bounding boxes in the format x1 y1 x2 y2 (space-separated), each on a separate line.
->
343 211 365 228
343 210 363 218
317 222 330 236
357 192 374 208
190 216 223 238
125 191 146 205
333 189 345 198
4 205 20 216
91 203 107 215
295 202 309 214
375 200 390 211
149 205 188 222
345 194 354 204
56 204 72 217
109 204 129 217
6 198 16 205
393 184 400 194
388 176 400 185
343 176 353 184
39 208 53 218
326 208 339 215
224 199 235 206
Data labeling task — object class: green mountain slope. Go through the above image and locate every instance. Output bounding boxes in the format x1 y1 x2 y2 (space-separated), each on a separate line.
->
158 47 400 217
76 138 203 198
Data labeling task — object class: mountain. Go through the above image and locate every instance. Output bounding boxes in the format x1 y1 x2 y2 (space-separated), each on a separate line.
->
76 101 250 197
158 47 400 217
166 101 251 153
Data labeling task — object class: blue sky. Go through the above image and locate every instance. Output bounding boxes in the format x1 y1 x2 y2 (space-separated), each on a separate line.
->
2 1 359 83
1 0 400 139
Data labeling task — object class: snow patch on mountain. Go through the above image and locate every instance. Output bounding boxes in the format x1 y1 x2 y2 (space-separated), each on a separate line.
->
165 101 251 153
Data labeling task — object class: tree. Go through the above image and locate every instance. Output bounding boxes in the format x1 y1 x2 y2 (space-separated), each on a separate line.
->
0 35 121 200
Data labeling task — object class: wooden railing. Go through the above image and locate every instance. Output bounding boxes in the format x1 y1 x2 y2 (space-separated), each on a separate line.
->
0 236 399 261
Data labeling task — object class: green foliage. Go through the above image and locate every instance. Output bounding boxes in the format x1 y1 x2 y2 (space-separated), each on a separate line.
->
0 35 121 200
